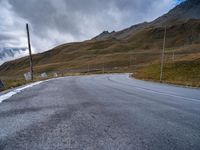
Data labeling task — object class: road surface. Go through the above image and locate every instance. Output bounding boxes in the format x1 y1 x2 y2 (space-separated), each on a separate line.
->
0 74 200 150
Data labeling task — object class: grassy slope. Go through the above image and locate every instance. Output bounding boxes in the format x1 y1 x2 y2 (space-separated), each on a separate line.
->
0 20 200 90
135 59 200 87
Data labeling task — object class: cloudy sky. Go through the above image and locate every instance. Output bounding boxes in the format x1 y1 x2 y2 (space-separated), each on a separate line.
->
0 0 184 55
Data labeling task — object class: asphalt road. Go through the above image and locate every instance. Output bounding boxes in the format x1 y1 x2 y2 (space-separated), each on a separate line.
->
0 74 200 150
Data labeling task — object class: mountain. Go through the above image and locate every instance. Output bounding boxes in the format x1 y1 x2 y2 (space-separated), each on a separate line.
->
0 47 27 64
0 0 199 85
151 0 200 26
93 0 200 41
92 22 149 41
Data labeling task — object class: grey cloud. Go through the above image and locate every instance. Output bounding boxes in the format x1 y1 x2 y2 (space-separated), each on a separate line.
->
0 34 14 41
0 0 179 61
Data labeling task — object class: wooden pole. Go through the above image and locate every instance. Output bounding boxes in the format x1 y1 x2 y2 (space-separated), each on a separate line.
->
26 23 33 80
88 63 90 73
102 57 105 74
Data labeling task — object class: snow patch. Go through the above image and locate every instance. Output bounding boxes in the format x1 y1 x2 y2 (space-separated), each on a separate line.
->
0 81 43 103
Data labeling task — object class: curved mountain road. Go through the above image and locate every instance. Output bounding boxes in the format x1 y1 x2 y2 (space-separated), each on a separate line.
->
0 74 200 150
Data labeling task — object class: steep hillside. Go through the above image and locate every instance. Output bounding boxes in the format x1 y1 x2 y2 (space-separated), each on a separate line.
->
0 0 200 88
0 19 199 77
136 60 200 86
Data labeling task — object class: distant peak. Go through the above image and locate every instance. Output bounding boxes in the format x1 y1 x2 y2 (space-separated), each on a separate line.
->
102 31 109 34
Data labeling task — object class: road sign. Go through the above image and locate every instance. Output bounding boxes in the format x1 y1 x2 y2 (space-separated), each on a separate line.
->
41 72 48 78
24 72 32 81
53 73 58 77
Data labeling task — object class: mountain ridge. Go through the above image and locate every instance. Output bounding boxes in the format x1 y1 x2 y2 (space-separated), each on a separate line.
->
0 0 199 78
93 0 200 41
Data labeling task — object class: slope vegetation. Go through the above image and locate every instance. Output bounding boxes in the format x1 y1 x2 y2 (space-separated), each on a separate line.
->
0 0 200 88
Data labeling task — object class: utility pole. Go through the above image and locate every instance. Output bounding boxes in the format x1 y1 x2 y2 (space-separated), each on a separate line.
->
129 55 132 68
191 28 193 45
160 26 167 83
102 57 105 74
172 50 175 62
87 63 90 73
26 23 33 80
134 56 137 66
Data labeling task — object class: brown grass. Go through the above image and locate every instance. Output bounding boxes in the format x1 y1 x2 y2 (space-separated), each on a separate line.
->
0 20 200 90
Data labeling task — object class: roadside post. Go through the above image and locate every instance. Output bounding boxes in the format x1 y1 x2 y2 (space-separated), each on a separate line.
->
129 55 132 68
88 63 90 74
0 80 5 89
102 57 105 74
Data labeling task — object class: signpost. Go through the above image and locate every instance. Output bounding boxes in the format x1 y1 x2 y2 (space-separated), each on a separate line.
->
41 72 48 78
24 72 32 81
53 73 58 77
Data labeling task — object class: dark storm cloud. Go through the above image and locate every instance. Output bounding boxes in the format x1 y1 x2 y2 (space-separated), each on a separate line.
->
1 0 179 54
